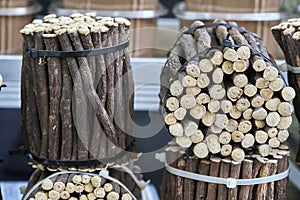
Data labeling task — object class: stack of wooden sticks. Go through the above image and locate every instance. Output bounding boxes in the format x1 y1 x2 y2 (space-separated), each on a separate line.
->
20 13 138 171
159 19 292 199
271 18 300 162
24 167 143 200
160 143 289 200
160 19 295 162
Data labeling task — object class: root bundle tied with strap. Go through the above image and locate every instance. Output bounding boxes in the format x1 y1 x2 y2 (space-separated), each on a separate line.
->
159 19 293 200
20 13 140 171
272 18 300 163
23 164 147 200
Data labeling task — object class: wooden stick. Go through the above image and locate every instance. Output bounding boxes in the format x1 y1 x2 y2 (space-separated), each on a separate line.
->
180 94 197 109
169 123 183 137
236 98 250 112
219 131 231 145
21 30 41 158
185 86 202 96
277 116 292 129
43 34 62 161
233 60 249 73
260 88 274 100
206 134 221 154
195 159 210 200
274 151 289 200
217 159 231 200
229 106 242 120
209 85 226 100
212 67 224 84
170 80 184 96
206 157 221 200
202 112 216 127
267 159 278 200
194 142 209 158
226 119 238 132
277 102 293 117
191 130 204 143
256 160 270 199
182 75 197 88
242 134 255 149
179 27 198 62
196 93 210 104
265 98 281 112
190 104 206 120
184 158 199 200
208 100 221 113
166 97 180 112
192 20 211 53
186 63 201 78
199 58 214 73
176 136 192 148
174 107 187 120
228 161 241 200
242 108 253 120
238 159 253 200
59 57 73 161
227 86 243 102
249 156 264 200
197 73 211 88
244 84 257 98
251 94 265 108
266 112 281 127
281 86 296 101
232 73 248 88
175 156 186 200
33 30 49 159
220 144 232 157
231 147 245 162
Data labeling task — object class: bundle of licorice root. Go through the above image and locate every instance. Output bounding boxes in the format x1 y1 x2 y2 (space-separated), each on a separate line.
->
271 18 300 162
20 13 138 171
23 166 144 200
160 19 295 162
160 143 289 200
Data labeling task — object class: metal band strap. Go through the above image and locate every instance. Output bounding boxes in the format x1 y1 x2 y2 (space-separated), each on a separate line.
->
280 63 300 74
22 167 137 200
25 40 129 59
165 162 289 189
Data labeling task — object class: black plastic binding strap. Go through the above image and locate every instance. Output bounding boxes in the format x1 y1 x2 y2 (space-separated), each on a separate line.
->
25 40 129 59
0 84 6 91
12 139 135 167
27 140 135 167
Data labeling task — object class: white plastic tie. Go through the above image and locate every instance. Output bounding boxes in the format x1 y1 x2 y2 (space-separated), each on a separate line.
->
280 62 300 74
165 162 289 188
226 178 237 188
